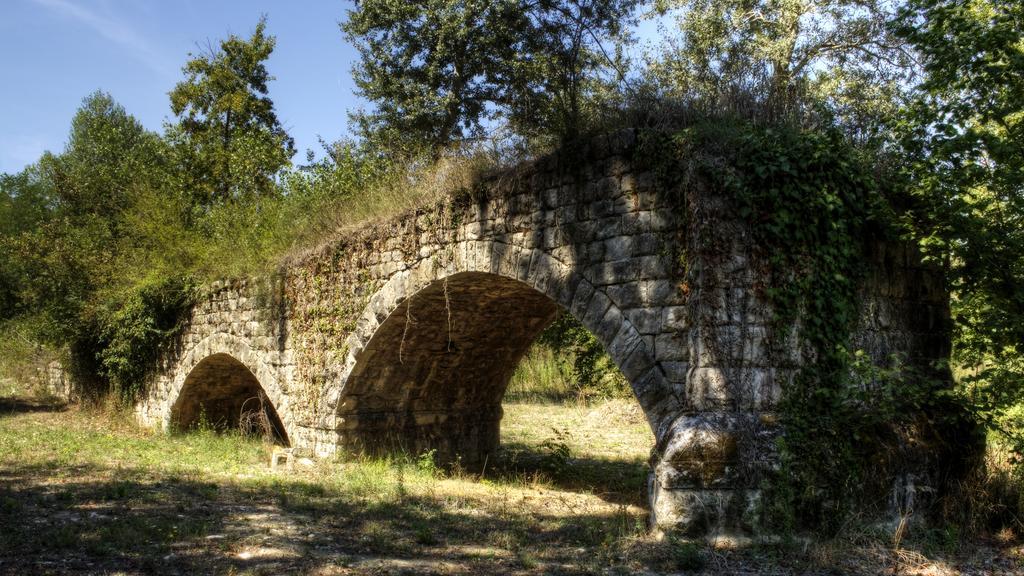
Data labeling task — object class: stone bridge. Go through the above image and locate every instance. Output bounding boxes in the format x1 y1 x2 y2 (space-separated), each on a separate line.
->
137 131 951 534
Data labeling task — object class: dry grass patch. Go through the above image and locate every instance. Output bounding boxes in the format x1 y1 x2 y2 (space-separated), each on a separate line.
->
282 152 497 267
1 395 1021 575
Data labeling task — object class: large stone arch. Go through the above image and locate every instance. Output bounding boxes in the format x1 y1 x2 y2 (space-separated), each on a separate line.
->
324 239 679 464
162 333 292 441
135 131 964 536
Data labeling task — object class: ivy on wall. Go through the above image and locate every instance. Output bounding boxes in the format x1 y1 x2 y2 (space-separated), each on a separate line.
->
642 118 967 533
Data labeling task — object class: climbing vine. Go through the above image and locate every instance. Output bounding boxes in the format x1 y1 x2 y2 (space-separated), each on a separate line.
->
706 123 887 531
641 118 957 533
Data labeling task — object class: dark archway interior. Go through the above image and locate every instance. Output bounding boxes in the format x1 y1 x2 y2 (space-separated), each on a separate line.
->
339 272 561 465
170 353 289 446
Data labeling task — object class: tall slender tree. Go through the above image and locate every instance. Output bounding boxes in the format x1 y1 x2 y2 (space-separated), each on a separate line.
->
168 16 295 205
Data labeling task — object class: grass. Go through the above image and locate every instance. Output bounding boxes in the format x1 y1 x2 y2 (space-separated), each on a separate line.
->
0 395 663 575
505 345 579 403
278 151 497 270
1 385 1022 574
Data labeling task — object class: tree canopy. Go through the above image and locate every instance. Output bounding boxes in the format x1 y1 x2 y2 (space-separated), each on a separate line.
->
895 0 1024 437
168 16 295 205
343 0 637 154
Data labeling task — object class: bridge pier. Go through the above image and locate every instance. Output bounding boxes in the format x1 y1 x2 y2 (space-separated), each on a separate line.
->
648 412 776 535
335 405 503 467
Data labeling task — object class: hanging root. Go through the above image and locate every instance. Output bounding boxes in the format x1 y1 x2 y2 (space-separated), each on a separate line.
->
444 275 453 351
400 297 413 364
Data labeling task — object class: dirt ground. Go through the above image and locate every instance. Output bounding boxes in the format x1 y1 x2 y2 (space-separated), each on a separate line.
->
0 397 1021 575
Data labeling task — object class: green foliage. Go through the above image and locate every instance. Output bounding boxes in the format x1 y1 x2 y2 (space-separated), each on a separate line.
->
538 427 575 474
0 17 327 399
416 449 440 477
506 345 578 402
0 93 192 395
94 277 195 402
894 0 1024 452
0 168 53 322
647 0 913 141
537 313 631 398
659 118 953 532
697 122 879 530
342 0 636 154
507 313 631 403
666 537 706 571
168 16 295 205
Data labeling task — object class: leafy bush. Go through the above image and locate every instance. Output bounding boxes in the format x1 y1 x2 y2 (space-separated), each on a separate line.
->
94 278 195 402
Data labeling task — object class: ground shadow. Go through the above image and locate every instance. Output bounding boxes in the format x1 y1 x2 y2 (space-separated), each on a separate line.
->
1 448 1018 574
492 441 648 507
0 460 649 575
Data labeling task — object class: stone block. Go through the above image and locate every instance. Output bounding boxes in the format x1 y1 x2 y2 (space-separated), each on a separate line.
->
542 188 560 208
644 279 682 306
661 361 690 384
619 340 655 382
687 367 730 409
665 306 687 331
605 282 644 308
549 270 582 308
608 321 643 363
625 307 664 334
526 253 558 295
569 281 596 319
605 235 634 261
583 290 613 327
592 217 623 240
511 248 532 282
638 255 669 280
556 205 577 226
605 156 629 177
593 305 624 346
655 332 688 362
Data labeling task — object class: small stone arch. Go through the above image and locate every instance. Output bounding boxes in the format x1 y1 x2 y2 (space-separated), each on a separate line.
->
326 239 678 464
165 333 291 444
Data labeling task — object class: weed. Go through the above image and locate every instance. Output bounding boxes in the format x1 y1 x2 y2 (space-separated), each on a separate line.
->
669 539 707 571
416 448 439 477
539 427 574 475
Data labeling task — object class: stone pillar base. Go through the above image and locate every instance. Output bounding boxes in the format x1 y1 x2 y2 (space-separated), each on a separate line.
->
649 482 762 537
334 405 503 468
648 412 778 536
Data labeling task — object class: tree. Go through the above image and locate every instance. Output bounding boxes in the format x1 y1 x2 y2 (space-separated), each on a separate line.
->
894 0 1024 438
342 0 636 154
6 92 167 336
1 92 192 395
168 16 295 205
0 169 53 321
648 0 913 137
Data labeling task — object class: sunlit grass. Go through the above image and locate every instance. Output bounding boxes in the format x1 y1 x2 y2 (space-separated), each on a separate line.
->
505 345 579 403
1 389 1018 574
0 395 659 573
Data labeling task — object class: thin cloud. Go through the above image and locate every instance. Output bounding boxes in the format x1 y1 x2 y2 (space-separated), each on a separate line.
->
30 0 175 78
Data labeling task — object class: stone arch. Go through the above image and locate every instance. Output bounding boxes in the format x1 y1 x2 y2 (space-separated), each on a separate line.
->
327 240 676 464
165 333 291 444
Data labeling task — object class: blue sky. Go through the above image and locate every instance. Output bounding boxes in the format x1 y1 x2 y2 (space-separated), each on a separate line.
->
0 1 665 175
0 0 364 174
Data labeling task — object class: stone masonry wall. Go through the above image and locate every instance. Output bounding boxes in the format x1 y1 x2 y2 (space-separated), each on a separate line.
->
137 130 952 535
